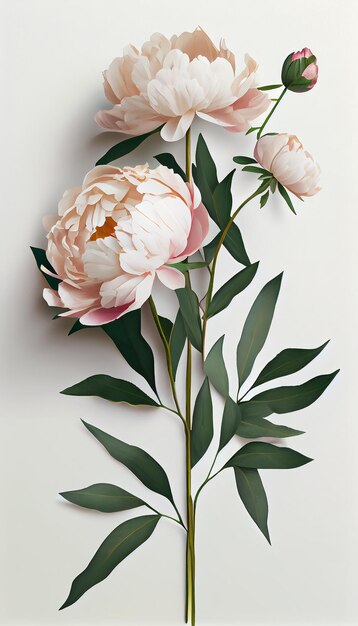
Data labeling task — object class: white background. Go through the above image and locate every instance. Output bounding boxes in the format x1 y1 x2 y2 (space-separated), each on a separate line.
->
1 0 357 624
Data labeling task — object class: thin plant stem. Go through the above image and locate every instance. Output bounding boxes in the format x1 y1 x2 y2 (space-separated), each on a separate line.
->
184 127 195 626
146 504 186 529
257 87 287 139
148 296 184 424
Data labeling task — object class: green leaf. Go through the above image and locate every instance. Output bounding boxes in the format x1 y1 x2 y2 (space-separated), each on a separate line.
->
158 315 173 344
170 310 186 378
207 262 259 318
236 414 304 439
278 183 296 214
234 467 270 543
233 156 257 165
251 341 330 389
154 153 186 180
193 135 250 267
82 421 174 504
212 170 235 224
176 287 202 352
270 178 277 193
60 515 160 609
258 84 283 91
168 261 207 273
60 483 145 513
221 222 250 267
96 127 162 166
236 273 283 388
246 127 260 135
260 191 270 208
219 397 242 451
191 378 213 467
204 336 229 398
103 311 157 395
194 133 218 192
31 246 60 290
225 442 312 469
242 166 271 176
246 371 339 415
203 233 221 264
61 375 159 407
237 400 273 420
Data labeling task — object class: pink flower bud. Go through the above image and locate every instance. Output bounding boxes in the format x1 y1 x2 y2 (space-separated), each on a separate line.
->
281 48 318 93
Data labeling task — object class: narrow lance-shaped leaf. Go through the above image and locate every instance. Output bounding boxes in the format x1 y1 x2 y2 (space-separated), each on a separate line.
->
169 261 208 273
245 371 339 415
251 341 330 389
60 515 160 609
154 153 186 181
191 378 213 467
193 135 250 266
237 273 283 388
236 414 304 439
61 375 159 407
234 467 270 543
31 246 60 290
219 397 242 452
103 311 157 395
203 233 221 264
194 133 218 192
207 262 259 318
176 287 202 352
260 191 270 208
204 336 229 398
60 483 146 513
221 221 250 267
82 421 175 505
158 315 173 344
225 442 312 470
170 310 186 378
233 156 257 165
96 127 162 166
212 170 235 225
278 182 296 214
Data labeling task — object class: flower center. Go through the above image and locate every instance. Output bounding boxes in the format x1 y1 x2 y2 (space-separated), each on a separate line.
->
89 216 117 241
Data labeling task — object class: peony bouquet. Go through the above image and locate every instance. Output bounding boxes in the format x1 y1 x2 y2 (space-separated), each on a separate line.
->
32 28 336 625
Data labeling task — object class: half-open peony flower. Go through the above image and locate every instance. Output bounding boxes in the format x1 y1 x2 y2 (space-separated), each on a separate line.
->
254 134 321 199
42 164 209 325
95 28 270 141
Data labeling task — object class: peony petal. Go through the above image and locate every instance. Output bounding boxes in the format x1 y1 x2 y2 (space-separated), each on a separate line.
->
79 301 134 326
156 266 185 289
160 111 195 142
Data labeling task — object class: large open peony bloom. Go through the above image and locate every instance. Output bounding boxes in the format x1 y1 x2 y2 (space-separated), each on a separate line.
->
42 164 209 325
95 28 270 141
254 133 321 199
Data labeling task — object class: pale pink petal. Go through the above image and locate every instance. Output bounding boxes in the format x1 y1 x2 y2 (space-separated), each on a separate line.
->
160 111 195 142
80 301 134 326
43 288 62 307
156 266 185 289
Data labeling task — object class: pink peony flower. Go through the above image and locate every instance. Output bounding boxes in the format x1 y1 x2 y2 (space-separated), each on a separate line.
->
281 48 318 92
254 134 321 199
95 28 269 141
42 164 209 325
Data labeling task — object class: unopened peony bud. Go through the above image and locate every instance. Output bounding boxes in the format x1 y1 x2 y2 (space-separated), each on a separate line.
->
281 48 318 93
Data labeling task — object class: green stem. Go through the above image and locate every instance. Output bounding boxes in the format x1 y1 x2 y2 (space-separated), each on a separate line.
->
257 87 287 139
202 186 264 359
148 296 184 424
184 127 195 626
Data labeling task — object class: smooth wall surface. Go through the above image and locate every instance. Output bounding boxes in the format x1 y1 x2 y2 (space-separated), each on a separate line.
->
1 1 357 624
